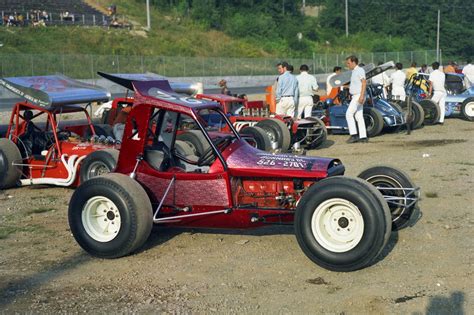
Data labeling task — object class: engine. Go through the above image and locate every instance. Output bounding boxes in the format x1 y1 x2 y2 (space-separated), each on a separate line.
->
232 178 315 209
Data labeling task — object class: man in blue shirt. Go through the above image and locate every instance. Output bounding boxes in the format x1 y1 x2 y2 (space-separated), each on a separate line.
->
345 55 368 143
276 62 299 117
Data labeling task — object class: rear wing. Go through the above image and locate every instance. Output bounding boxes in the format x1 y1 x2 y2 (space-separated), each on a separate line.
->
0 75 110 107
330 61 395 87
97 72 203 96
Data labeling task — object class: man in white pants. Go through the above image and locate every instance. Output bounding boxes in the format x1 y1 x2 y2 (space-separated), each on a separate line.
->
428 61 446 124
345 55 368 143
276 61 299 117
296 64 318 118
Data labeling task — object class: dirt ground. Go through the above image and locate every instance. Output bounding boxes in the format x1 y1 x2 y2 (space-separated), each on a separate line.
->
0 117 473 314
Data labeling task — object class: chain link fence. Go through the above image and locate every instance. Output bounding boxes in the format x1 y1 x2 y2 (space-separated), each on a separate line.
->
0 50 440 79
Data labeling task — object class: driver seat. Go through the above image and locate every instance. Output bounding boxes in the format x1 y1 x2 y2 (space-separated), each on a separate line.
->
144 141 177 172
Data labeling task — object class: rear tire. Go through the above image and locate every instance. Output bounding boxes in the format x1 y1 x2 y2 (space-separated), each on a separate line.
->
240 126 272 151
295 176 391 271
363 107 384 137
69 173 153 258
256 118 291 152
358 165 418 230
176 130 210 157
0 139 22 189
303 117 328 149
461 97 474 121
419 99 440 125
80 149 119 183
398 101 425 129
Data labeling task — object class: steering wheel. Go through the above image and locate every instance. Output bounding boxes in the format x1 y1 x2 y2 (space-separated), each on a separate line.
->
196 135 234 166
57 130 72 140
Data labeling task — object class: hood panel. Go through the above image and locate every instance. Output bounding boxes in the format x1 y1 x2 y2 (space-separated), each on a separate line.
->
225 140 341 178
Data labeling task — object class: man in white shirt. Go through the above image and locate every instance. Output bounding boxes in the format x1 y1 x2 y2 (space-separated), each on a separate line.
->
390 62 406 101
462 59 474 88
428 61 446 124
296 64 318 118
371 62 390 98
345 55 368 143
326 66 341 96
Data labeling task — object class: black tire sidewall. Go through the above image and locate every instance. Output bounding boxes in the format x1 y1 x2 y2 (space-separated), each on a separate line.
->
295 177 388 271
363 107 383 137
240 126 271 151
461 98 474 121
256 119 291 151
0 139 22 189
358 165 416 230
69 179 140 258
419 99 440 125
80 150 118 183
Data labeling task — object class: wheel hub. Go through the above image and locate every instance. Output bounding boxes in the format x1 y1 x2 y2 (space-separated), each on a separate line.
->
82 196 121 242
311 198 364 253
338 217 349 228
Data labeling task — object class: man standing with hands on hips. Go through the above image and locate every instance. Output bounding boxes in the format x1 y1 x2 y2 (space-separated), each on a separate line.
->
345 55 368 143
276 61 299 118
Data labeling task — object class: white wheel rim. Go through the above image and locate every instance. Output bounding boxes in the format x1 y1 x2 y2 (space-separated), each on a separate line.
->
82 196 121 242
311 198 364 253
465 102 474 117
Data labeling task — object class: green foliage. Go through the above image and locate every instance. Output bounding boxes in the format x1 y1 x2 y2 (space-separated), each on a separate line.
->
0 0 471 59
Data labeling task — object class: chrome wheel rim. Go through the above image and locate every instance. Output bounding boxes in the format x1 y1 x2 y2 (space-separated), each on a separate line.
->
88 161 110 179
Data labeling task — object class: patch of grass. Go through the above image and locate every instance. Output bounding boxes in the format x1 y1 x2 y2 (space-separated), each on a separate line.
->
0 226 17 239
454 161 474 166
0 225 43 239
27 207 55 215
454 193 462 197
425 192 438 198
30 195 58 202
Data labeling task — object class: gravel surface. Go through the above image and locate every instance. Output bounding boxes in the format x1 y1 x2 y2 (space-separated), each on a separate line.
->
0 118 473 314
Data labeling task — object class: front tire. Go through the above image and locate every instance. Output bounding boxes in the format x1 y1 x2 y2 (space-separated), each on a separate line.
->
295 176 391 272
0 139 22 189
363 107 384 137
461 97 474 121
80 149 119 183
69 173 153 258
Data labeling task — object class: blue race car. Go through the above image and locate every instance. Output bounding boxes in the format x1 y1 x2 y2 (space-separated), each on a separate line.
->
313 84 405 138
445 87 474 121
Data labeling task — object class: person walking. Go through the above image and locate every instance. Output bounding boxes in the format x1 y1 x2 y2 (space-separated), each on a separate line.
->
296 64 318 118
390 62 406 101
428 61 446 125
276 61 299 117
326 66 342 96
345 55 368 143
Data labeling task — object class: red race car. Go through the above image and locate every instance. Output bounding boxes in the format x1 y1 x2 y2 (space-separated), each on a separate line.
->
68 76 420 271
96 72 326 153
0 75 119 189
